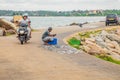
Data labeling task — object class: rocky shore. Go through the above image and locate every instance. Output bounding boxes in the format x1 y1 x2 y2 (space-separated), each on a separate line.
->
68 26 120 61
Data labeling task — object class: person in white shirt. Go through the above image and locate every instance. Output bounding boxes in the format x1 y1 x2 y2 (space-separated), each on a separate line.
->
18 13 32 38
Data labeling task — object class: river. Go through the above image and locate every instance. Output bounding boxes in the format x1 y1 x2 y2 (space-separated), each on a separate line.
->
0 16 105 29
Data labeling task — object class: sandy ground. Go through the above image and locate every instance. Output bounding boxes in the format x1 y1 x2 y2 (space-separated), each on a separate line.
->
0 22 120 80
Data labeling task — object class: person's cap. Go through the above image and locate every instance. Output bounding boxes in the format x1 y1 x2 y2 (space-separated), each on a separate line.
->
48 27 52 30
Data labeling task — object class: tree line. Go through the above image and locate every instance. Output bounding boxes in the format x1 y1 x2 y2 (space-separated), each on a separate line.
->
0 10 120 16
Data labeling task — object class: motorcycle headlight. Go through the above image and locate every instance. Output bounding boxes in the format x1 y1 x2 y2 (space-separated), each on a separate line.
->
20 30 25 34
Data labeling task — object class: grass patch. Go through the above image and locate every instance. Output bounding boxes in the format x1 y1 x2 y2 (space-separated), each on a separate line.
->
68 37 81 49
78 28 118 40
78 30 101 40
96 55 120 65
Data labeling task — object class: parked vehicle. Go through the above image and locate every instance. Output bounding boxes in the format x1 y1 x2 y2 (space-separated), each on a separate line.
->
18 27 30 45
106 14 120 26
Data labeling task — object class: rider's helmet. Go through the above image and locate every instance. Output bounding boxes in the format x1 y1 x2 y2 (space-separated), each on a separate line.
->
48 27 52 30
22 13 28 17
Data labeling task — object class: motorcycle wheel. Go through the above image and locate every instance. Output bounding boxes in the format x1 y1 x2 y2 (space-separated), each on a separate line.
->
25 40 27 43
21 41 24 45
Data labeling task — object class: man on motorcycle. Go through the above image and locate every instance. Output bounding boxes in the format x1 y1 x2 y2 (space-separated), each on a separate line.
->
42 27 56 45
17 13 31 38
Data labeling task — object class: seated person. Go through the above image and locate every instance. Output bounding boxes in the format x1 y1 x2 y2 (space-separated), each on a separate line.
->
42 27 56 45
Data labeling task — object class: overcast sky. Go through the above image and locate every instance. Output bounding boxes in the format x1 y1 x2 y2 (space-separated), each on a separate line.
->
0 0 120 11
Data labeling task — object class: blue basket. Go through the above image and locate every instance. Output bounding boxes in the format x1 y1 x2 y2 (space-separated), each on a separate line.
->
48 38 57 45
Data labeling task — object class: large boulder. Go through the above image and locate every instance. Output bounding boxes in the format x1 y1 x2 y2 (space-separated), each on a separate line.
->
106 34 120 44
0 18 17 36
0 18 17 30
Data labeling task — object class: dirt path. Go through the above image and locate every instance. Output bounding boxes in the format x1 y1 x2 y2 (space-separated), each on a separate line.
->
0 22 120 80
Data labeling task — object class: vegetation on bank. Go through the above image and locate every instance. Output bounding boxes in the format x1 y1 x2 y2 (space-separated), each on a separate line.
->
68 27 120 65
96 54 120 65
0 9 120 16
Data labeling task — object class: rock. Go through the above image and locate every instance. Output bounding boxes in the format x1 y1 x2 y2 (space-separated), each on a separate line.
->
106 43 115 48
83 45 91 53
70 22 79 26
106 34 120 43
112 41 120 50
116 28 120 35
0 18 17 36
0 18 17 30
75 36 81 40
96 41 108 49
79 24 83 27
109 48 120 55
100 30 109 35
85 38 95 42
110 52 120 60
95 36 104 42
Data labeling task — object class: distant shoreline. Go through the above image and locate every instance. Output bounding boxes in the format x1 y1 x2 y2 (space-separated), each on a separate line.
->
0 15 105 17
1 9 120 16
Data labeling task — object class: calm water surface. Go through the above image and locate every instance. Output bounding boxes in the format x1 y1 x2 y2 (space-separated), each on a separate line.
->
0 16 105 29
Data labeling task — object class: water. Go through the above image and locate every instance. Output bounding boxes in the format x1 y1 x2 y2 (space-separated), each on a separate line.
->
0 16 105 29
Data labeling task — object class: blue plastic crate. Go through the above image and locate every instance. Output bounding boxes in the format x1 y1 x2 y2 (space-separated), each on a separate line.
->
48 38 57 45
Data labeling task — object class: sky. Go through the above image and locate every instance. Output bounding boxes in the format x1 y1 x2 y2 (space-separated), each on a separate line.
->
0 0 120 11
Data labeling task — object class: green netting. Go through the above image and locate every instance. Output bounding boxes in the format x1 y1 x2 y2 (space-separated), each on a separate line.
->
69 38 81 45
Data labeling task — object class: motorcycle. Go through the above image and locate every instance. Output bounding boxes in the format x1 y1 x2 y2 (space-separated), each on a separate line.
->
18 26 30 45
